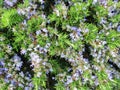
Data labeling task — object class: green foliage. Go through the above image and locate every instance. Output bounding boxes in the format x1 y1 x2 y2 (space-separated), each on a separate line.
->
0 79 8 90
18 0 29 8
55 82 65 90
113 79 120 89
84 24 98 43
33 74 47 90
0 0 3 7
109 14 120 23
49 59 70 75
1 0 120 90
58 33 69 48
94 4 108 18
1 9 24 27
68 2 89 25
37 36 48 47
49 33 70 56
27 16 43 33
106 30 120 49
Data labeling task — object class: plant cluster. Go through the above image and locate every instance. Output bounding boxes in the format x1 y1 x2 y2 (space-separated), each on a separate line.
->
0 0 120 90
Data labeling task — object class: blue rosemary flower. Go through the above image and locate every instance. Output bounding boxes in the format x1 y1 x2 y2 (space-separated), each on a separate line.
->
117 25 120 32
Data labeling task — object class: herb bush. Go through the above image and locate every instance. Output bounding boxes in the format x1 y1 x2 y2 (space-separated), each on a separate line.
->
0 0 120 90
